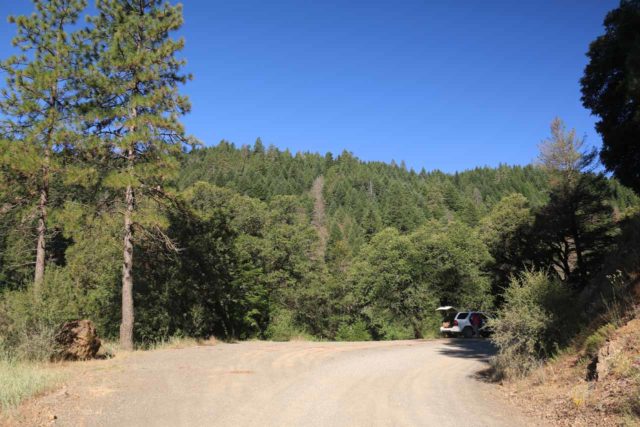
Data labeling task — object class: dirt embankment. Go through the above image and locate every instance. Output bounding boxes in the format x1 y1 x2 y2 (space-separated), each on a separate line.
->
504 315 640 426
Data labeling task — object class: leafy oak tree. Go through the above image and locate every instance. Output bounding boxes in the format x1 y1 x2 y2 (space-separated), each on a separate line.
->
82 0 191 350
351 227 427 339
480 193 534 299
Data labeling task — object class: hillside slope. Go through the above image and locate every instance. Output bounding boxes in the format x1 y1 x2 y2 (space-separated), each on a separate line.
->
506 309 639 426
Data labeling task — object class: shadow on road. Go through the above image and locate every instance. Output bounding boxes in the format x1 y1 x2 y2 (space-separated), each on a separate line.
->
437 338 496 360
437 339 501 383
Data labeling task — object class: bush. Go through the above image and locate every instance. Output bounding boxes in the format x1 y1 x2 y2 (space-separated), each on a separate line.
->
0 269 92 361
335 321 371 341
489 270 572 379
264 310 313 341
377 321 414 340
583 323 616 358
419 315 442 339
0 290 60 361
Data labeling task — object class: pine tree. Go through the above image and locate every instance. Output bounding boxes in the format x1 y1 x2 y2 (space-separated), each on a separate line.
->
0 0 86 293
83 0 191 350
535 118 616 288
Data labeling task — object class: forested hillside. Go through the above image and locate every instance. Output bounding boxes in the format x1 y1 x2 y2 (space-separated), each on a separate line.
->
2 135 638 347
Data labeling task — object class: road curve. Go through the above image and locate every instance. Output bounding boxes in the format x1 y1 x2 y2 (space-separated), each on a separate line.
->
26 339 537 427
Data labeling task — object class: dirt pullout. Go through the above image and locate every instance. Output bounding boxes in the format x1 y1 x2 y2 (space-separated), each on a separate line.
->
9 339 541 426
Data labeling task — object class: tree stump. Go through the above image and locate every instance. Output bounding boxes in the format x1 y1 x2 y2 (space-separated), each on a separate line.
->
55 320 102 361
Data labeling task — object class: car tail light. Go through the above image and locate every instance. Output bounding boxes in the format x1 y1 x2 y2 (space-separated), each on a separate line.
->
453 320 458 326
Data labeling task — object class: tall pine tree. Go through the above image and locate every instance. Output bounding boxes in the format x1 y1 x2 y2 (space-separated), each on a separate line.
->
0 0 86 292
535 118 616 288
83 0 191 350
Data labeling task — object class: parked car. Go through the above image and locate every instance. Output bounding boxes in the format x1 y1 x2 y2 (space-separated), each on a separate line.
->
436 306 492 338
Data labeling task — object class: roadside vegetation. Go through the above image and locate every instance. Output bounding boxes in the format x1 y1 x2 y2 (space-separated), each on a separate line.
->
0 0 639 423
0 358 62 411
487 2 640 424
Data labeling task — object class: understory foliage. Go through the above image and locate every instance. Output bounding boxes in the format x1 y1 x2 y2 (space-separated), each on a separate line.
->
489 270 573 378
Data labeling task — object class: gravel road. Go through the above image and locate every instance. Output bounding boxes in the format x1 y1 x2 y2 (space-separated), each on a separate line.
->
22 339 538 427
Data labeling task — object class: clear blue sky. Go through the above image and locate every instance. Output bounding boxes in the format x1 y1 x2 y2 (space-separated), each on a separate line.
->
0 1 618 172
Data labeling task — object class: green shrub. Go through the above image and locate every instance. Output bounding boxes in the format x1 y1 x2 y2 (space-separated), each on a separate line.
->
377 321 414 340
0 268 93 361
335 321 371 341
419 315 442 339
264 310 313 341
583 323 616 358
0 290 59 361
489 270 572 379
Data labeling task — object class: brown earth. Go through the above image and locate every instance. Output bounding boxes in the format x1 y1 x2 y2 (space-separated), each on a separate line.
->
504 316 640 426
4 339 542 427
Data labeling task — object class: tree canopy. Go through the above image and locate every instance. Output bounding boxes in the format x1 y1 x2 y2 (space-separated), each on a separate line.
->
581 0 640 193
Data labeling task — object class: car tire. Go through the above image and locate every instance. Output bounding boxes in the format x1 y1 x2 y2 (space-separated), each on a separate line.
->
462 327 473 339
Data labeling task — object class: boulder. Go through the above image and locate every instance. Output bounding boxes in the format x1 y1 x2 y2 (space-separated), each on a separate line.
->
55 320 102 361
594 339 621 381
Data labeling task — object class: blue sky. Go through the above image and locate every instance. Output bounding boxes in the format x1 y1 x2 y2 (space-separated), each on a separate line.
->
0 1 617 172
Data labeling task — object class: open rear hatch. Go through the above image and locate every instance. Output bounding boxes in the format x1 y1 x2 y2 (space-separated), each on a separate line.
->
436 306 457 328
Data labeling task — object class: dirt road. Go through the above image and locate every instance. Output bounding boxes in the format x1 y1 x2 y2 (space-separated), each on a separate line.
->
18 339 538 427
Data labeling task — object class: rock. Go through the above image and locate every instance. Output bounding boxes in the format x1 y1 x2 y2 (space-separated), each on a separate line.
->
595 340 621 380
55 320 101 361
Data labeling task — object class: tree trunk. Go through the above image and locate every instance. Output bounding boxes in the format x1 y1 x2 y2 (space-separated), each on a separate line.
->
120 183 135 350
310 175 327 262
34 148 50 293
411 318 423 339
120 144 135 351
571 216 584 287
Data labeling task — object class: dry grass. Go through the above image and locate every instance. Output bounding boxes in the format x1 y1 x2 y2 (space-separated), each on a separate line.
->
145 336 218 351
0 359 63 412
94 337 218 356
503 316 640 426
150 336 199 350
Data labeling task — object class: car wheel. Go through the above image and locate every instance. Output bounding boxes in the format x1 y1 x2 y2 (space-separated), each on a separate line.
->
462 327 473 338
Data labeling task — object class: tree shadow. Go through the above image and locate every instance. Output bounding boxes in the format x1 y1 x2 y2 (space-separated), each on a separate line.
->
437 338 497 360
437 339 502 383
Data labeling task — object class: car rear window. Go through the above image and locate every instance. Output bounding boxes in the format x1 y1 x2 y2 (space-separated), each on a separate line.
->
456 312 469 319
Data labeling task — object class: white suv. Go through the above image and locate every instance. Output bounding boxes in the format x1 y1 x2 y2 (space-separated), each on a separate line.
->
436 306 491 338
